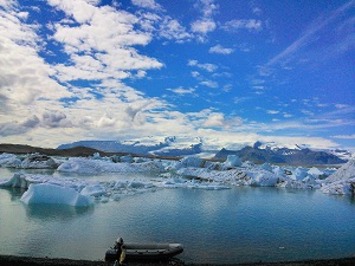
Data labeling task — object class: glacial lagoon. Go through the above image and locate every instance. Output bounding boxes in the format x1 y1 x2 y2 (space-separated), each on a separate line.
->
0 168 354 264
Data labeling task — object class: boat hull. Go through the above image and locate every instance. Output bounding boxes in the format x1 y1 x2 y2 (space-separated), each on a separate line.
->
105 243 183 261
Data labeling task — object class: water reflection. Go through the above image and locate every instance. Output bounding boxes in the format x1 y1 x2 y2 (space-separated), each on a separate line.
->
24 204 94 221
1 187 26 201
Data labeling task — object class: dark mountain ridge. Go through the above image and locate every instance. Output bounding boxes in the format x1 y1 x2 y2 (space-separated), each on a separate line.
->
214 146 346 165
0 143 108 157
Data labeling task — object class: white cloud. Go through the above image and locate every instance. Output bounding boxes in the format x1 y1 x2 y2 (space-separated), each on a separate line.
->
191 71 200 78
194 0 219 18
0 0 17 10
222 19 262 32
335 103 349 109
190 0 218 40
0 3 71 109
131 0 163 11
332 134 355 140
167 87 196 95
191 19 216 34
267 110 280 115
159 17 192 42
48 0 163 82
209 44 234 55
188 59 218 72
203 113 225 127
200 80 218 88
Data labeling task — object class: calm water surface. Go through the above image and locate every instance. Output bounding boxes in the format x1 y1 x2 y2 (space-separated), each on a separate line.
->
0 168 354 264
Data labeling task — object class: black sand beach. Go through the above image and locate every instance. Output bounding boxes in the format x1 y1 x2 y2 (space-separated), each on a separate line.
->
0 255 354 266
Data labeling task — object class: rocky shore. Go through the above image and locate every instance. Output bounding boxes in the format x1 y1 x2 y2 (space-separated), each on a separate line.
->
0 255 354 266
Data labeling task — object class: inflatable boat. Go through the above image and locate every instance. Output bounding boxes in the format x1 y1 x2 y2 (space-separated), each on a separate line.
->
105 241 183 262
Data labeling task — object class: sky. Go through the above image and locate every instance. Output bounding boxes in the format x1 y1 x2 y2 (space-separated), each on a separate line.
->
0 0 354 150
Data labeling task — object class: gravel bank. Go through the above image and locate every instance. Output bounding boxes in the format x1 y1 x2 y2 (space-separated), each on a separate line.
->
0 255 354 266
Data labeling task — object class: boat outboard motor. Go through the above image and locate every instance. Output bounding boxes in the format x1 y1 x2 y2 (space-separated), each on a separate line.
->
115 237 123 248
114 237 126 264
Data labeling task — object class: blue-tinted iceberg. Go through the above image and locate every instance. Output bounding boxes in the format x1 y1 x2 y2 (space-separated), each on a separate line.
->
21 183 93 207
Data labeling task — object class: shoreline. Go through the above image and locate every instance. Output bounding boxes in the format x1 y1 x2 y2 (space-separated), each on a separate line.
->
0 255 354 266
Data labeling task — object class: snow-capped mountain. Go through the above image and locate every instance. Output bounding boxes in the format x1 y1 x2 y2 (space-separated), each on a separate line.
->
58 137 351 164
57 136 204 157
214 146 347 166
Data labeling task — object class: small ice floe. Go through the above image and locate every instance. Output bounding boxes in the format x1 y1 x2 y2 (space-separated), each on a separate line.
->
247 169 279 187
0 153 58 169
20 154 59 169
57 157 137 175
21 183 94 207
0 173 46 189
174 156 205 169
220 155 242 170
0 153 22 168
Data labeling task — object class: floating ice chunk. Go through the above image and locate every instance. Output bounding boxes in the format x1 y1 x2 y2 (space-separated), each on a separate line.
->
120 155 134 163
325 160 355 182
0 153 22 168
272 166 285 176
57 157 135 174
321 178 355 195
128 180 154 189
175 156 205 169
134 161 166 172
204 161 221 170
0 173 29 188
0 173 46 189
321 160 355 195
21 183 94 207
307 167 324 178
261 163 273 172
292 167 308 181
80 184 106 197
248 170 279 187
20 154 58 169
221 155 242 170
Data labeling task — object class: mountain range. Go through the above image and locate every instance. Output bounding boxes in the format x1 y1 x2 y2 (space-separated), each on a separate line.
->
214 146 346 166
57 137 351 165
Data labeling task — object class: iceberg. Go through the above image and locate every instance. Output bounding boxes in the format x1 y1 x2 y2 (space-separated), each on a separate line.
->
0 173 45 188
174 156 205 169
248 170 279 187
57 157 135 174
321 160 355 195
221 155 242 170
20 154 58 169
0 153 22 168
324 160 355 182
21 183 94 207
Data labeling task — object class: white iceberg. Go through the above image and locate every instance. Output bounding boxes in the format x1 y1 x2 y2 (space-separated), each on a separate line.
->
307 167 324 178
0 173 46 188
174 156 205 169
221 155 242 170
248 169 279 187
19 154 59 169
0 153 22 168
57 157 135 174
324 160 355 182
321 160 355 195
21 183 94 207
80 184 106 197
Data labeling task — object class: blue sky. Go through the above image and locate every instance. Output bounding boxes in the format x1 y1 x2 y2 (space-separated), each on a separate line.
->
0 0 354 150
